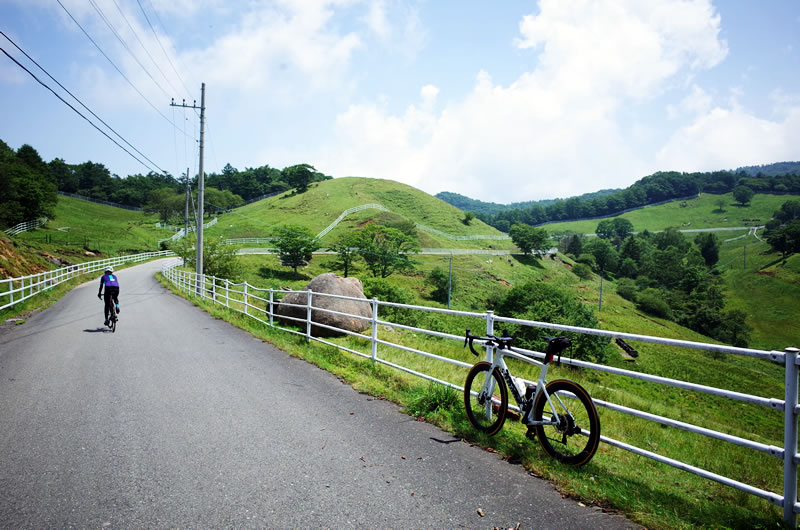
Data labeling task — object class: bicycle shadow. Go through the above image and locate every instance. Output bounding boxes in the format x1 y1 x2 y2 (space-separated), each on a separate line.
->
83 327 114 333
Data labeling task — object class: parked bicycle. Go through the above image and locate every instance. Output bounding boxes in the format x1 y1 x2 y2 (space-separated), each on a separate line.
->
463 330 600 466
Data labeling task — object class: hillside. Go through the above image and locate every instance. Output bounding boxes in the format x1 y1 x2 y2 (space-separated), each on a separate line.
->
435 188 620 216
205 177 516 250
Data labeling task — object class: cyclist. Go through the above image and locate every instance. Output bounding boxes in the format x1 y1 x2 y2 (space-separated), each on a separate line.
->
97 266 120 327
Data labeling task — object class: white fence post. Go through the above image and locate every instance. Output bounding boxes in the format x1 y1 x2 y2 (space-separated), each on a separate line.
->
225 279 230 307
485 310 495 363
269 290 274 327
244 283 249 316
784 347 799 527
212 277 217 304
306 290 313 342
371 298 379 362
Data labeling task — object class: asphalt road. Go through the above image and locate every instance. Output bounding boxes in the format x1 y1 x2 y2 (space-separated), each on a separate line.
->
0 259 637 528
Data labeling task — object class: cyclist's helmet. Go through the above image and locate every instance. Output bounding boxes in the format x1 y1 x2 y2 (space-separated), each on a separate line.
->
105 266 114 273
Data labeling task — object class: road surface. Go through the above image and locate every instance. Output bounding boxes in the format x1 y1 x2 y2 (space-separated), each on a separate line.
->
0 259 636 528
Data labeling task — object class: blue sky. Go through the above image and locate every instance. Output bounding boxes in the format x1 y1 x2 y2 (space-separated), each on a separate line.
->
1 0 798 203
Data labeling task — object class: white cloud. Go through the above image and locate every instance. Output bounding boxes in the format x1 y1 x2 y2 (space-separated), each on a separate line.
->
667 84 713 119
657 105 800 171
317 0 730 202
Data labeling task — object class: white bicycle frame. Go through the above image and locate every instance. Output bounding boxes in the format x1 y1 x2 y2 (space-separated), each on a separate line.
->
478 345 567 428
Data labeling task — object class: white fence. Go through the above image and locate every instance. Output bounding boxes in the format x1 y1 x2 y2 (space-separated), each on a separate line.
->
0 251 173 312
160 259 799 526
4 217 48 237
157 218 218 245
316 203 388 239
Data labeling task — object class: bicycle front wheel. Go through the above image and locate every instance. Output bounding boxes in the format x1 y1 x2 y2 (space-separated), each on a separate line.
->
464 362 508 435
532 379 600 466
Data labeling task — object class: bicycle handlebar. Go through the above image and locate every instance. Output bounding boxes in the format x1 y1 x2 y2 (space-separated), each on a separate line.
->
464 329 572 365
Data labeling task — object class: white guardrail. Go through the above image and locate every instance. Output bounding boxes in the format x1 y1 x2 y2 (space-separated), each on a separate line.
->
161 258 799 526
0 251 174 312
4 217 48 237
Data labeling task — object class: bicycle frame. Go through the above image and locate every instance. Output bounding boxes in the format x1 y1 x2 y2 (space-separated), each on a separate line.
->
478 345 564 428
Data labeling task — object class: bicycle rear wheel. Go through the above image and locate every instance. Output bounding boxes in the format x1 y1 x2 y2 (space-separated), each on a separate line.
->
532 379 600 466
110 315 116 333
464 362 508 435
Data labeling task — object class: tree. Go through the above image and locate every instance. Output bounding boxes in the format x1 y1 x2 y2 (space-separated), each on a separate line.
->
148 188 183 223
595 219 615 240
584 238 618 275
274 225 320 275
169 237 243 280
329 232 362 277
462 211 475 225
0 144 57 228
612 217 634 240
357 224 419 278
694 232 721 267
715 197 726 212
283 163 316 193
766 221 800 258
427 266 456 304
509 223 550 256
495 282 610 363
733 185 754 206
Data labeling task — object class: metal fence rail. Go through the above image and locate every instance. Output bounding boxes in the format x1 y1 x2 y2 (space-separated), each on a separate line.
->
4 217 48 237
1 251 173 311
160 260 799 525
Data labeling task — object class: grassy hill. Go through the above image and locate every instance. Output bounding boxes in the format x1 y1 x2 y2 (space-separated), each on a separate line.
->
13 194 172 256
543 192 786 235
205 177 515 250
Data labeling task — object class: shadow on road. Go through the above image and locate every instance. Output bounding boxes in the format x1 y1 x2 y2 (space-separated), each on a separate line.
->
82 327 113 333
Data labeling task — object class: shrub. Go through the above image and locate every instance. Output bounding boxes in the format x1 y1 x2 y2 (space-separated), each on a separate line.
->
362 278 418 327
636 288 673 319
616 278 638 302
572 262 593 280
495 282 610 363
576 253 597 270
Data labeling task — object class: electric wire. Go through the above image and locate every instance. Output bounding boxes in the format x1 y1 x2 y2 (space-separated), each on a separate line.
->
109 0 179 96
55 0 190 138
86 0 172 99
0 46 158 173
136 0 194 99
0 30 167 175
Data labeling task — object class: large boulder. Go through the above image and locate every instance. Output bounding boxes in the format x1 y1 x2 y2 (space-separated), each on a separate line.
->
275 273 372 337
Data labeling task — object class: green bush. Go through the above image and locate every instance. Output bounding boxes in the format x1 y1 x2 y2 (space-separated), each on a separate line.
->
616 278 638 302
571 262 593 280
636 288 673 319
495 281 610 363
363 278 419 327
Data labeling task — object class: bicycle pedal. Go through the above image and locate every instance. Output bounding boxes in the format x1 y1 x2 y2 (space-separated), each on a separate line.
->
525 426 536 440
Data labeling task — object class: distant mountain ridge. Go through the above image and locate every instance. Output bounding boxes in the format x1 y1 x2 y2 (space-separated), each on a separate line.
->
437 162 800 231
435 189 621 217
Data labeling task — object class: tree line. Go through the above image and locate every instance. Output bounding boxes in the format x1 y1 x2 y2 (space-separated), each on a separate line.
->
451 166 800 232
0 138 330 229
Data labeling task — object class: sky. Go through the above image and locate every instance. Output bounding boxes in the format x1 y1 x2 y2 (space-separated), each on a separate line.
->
1 0 799 204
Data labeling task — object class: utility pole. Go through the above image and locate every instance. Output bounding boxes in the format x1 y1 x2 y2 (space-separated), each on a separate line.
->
183 167 189 267
171 83 205 294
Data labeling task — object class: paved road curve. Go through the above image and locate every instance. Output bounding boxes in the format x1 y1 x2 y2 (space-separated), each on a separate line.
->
0 259 637 528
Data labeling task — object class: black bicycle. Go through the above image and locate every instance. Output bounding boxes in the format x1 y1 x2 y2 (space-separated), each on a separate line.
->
463 330 600 466
104 297 118 333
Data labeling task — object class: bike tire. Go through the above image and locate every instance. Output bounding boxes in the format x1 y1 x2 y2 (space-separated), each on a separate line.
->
110 315 116 333
532 379 600 466
464 362 508 435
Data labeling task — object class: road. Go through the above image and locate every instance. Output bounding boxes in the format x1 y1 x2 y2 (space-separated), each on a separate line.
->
0 259 636 528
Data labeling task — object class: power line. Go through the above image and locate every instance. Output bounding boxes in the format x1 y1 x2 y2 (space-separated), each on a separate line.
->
109 0 179 96
55 0 190 138
0 30 167 175
0 45 158 173
86 0 172 99
136 0 193 99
